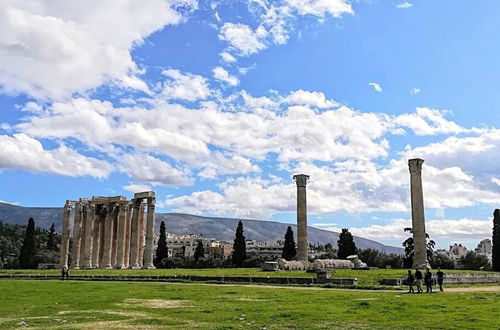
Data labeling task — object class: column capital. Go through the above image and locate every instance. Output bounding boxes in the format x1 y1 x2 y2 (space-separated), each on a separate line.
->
293 174 310 187
408 158 425 174
148 197 156 208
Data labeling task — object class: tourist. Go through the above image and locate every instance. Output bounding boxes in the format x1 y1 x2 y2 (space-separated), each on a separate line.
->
61 267 69 281
414 268 423 293
436 268 444 292
424 268 433 293
406 270 415 293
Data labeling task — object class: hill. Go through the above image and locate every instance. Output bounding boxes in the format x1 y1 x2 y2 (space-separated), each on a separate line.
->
0 202 403 254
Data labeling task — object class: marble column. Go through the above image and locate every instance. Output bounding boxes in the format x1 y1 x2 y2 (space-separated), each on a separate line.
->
124 203 132 269
128 201 140 269
101 205 115 269
293 174 310 261
70 202 82 269
91 214 101 268
408 158 429 269
111 206 118 267
138 202 145 267
82 202 96 269
114 201 128 269
98 214 106 267
59 201 71 268
78 203 88 268
142 197 156 269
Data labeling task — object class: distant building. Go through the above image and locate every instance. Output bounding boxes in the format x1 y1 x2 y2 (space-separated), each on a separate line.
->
166 234 232 259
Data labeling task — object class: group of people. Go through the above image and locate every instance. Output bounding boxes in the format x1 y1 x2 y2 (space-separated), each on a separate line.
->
407 268 444 293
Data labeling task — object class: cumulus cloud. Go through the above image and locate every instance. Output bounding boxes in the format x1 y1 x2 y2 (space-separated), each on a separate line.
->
123 184 152 194
0 133 112 177
218 23 268 56
161 69 211 101
220 51 237 63
0 0 197 100
284 0 353 17
396 2 413 9
395 107 467 135
119 153 193 186
368 82 383 92
284 90 338 108
212 67 239 86
410 87 421 94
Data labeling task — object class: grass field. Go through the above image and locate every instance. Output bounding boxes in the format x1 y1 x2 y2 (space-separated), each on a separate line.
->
0 268 496 287
0 280 498 329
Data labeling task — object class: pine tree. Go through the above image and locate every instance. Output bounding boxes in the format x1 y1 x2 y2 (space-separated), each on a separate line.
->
402 227 435 268
46 223 57 251
154 221 168 267
232 221 246 267
19 218 37 269
194 240 204 262
492 209 500 272
337 228 357 259
282 226 297 260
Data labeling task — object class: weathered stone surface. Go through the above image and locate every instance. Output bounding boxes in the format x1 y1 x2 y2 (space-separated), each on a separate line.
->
293 174 310 261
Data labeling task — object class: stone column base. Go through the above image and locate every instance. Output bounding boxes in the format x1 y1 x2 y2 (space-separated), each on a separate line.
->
142 265 156 270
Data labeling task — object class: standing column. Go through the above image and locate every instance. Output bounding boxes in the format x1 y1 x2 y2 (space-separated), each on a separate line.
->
114 201 128 269
138 202 146 267
142 197 156 269
82 202 96 269
293 174 310 261
91 213 101 268
129 201 140 269
79 203 88 268
59 201 71 268
111 207 118 267
70 202 82 269
101 205 115 269
124 203 132 268
98 214 106 268
408 158 429 269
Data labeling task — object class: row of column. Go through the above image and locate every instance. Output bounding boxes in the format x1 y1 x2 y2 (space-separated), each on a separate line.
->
60 196 156 269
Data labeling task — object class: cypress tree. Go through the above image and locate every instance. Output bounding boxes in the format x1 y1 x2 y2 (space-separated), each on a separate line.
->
232 220 246 267
337 228 357 259
154 221 168 267
19 218 37 269
282 226 297 260
493 209 500 272
194 240 204 262
46 223 57 251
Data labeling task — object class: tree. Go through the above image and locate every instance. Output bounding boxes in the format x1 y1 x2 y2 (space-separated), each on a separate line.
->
493 209 500 272
337 228 357 259
19 218 37 269
194 240 205 262
402 227 435 268
460 251 491 270
282 226 297 260
46 223 57 251
154 221 168 267
430 252 455 270
232 221 246 267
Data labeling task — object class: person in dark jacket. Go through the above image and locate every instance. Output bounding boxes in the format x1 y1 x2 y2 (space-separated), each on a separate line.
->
407 270 415 293
436 268 444 292
414 268 423 293
424 268 433 293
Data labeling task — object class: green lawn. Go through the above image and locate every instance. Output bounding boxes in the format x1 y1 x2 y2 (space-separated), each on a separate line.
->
0 280 498 329
0 268 496 287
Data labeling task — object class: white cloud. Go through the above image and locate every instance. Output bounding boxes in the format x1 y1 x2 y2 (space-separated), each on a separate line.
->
0 133 112 177
198 152 261 178
284 89 338 108
219 23 268 56
212 67 239 86
220 51 237 63
0 0 197 100
123 184 152 194
368 82 383 92
410 87 421 94
284 0 353 17
396 2 413 9
119 153 193 186
395 107 466 135
161 69 211 101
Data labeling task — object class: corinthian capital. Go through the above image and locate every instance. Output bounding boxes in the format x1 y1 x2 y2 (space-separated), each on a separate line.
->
408 158 425 174
293 174 310 187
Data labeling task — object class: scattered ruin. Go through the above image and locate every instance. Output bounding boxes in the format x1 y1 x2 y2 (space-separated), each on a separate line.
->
60 191 156 269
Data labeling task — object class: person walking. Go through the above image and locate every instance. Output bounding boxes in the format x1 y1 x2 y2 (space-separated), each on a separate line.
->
436 268 444 292
406 270 415 293
414 268 423 293
424 268 433 293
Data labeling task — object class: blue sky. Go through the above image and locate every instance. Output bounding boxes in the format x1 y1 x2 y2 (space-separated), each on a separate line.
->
0 0 499 249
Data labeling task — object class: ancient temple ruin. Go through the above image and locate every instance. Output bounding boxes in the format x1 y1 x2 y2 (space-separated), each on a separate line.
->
59 191 156 269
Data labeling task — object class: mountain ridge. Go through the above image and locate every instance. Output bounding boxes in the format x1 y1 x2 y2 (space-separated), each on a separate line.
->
0 202 403 254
